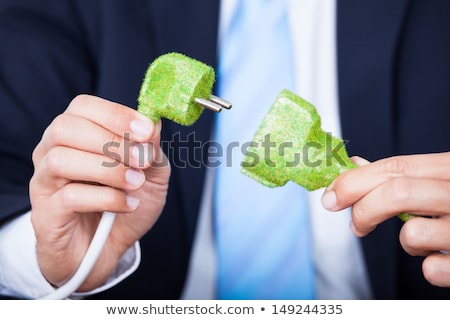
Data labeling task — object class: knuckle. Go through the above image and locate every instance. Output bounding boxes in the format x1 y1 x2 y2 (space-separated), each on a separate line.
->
44 147 66 177
381 156 414 177
400 218 425 251
48 114 70 145
32 143 42 165
60 185 79 210
29 174 38 196
67 94 90 112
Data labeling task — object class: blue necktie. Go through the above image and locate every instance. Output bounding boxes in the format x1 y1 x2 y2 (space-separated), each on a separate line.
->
214 0 316 299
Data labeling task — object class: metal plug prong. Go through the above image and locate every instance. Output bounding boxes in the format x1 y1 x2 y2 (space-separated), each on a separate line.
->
194 98 223 112
194 95 233 112
209 95 232 109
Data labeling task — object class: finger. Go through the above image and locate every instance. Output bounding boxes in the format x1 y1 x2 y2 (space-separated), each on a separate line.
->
422 253 450 287
350 177 450 236
55 183 140 214
66 94 155 142
32 183 139 228
33 146 146 194
350 156 370 166
400 217 450 256
323 152 450 211
34 114 152 169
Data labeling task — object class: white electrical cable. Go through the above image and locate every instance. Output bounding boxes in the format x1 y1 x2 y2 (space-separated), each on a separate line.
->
39 211 116 300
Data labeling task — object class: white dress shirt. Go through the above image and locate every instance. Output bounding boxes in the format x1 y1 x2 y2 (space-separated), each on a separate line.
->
0 211 140 298
0 0 372 299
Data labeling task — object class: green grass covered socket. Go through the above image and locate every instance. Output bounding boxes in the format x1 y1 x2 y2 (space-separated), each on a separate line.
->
241 89 356 191
241 89 413 222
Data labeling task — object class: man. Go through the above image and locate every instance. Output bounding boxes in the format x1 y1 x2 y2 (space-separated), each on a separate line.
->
0 0 450 299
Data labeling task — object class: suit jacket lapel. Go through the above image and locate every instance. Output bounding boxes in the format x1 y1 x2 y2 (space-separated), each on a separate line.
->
337 0 412 299
145 0 220 245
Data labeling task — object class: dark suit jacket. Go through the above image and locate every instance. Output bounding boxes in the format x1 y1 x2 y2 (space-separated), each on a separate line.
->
0 0 449 299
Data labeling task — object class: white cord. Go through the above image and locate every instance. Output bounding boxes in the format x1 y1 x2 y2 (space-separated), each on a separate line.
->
39 211 116 300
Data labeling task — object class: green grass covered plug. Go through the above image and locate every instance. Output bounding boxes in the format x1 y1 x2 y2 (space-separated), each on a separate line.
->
137 52 215 125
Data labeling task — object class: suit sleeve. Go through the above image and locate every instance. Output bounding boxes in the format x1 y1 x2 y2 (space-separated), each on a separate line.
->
0 0 96 224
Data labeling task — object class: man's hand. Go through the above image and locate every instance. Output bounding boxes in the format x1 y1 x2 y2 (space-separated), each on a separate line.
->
321 152 450 287
29 95 170 292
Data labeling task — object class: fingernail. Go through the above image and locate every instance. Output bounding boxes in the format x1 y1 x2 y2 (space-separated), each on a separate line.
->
321 190 337 210
126 195 140 209
351 156 370 167
125 168 145 186
130 118 153 139
132 144 150 165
